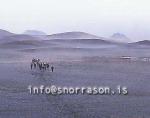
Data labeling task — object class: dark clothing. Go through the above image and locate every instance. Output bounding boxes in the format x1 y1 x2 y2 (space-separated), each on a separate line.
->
39 64 42 70
34 63 36 68
51 66 54 72
31 63 33 70
47 64 49 69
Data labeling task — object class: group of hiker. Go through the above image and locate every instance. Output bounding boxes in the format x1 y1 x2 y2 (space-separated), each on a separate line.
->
31 58 54 72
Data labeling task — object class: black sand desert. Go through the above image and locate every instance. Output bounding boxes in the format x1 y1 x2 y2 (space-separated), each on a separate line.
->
0 30 150 118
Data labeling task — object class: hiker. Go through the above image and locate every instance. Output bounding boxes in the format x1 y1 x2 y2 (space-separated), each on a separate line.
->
43 63 45 70
51 66 54 72
41 62 45 70
46 63 49 70
30 58 54 72
34 63 36 69
39 62 42 70
31 63 33 70
36 59 40 65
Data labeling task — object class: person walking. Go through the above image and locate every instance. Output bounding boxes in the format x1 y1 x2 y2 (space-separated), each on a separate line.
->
34 63 36 69
51 66 54 72
39 63 42 70
46 63 49 70
31 63 33 70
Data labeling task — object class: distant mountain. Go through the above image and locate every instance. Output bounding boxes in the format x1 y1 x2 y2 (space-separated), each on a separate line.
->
65 39 115 45
0 29 14 39
0 34 41 43
24 30 47 36
47 31 101 39
110 33 130 43
131 40 150 45
0 40 49 49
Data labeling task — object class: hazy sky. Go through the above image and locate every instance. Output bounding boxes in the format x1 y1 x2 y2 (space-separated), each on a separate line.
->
0 0 150 41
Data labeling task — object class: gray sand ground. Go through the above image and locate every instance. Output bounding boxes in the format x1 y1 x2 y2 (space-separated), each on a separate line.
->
0 45 150 118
